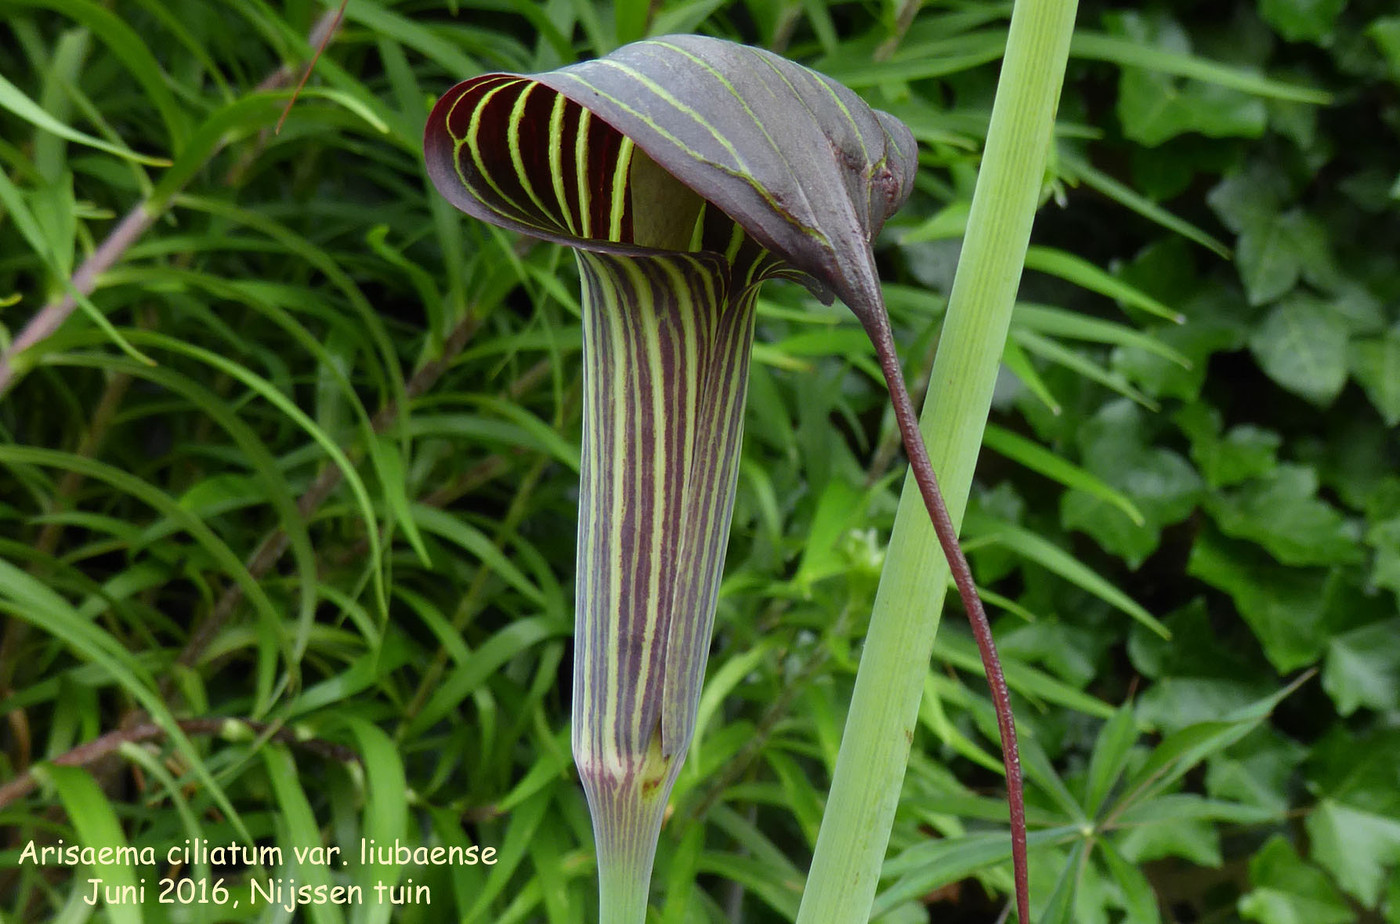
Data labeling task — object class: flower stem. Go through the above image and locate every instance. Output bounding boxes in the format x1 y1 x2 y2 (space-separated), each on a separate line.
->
795 0 1081 921
861 306 1028 924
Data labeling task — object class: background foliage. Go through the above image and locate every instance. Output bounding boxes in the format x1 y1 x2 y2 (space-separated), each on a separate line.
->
2 0 1397 922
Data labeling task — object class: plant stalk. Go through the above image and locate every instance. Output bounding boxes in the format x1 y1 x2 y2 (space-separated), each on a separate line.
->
795 0 1080 920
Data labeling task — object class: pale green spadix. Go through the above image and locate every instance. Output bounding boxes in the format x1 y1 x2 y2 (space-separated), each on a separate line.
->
424 34 1023 923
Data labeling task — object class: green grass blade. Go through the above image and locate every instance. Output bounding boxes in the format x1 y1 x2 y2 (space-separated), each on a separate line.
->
0 71 168 166
963 514 1170 638
1071 31 1332 103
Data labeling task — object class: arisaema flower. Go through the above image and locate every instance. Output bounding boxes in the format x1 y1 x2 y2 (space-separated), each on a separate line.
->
424 34 1027 924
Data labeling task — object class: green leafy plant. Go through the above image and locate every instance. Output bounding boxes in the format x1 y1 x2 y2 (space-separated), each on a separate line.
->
2 1 1392 922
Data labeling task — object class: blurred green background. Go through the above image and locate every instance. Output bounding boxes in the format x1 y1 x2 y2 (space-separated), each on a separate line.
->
2 1 1398 922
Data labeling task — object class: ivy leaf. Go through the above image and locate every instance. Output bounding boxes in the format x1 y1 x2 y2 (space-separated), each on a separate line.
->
1115 810 1221 866
1206 729 1309 814
1129 598 1263 683
1137 677 1275 734
1330 283 1387 333
1350 327 1400 426
1238 836 1353 924
1111 270 1248 402
1370 515 1400 598
1112 315 1243 401
1310 417 1397 510
1307 727 1400 817
1108 12 1269 147
1323 619 1400 715
1176 404 1283 489
1060 399 1203 567
1187 530 1329 673
1236 211 1337 305
1119 70 1268 146
1199 427 1283 488
1248 295 1350 406
1207 163 1293 235
1259 0 1347 43
1207 464 1363 567
1369 17 1400 80
1306 799 1400 907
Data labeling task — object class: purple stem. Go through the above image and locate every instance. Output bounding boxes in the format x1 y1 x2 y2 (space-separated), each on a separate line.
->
860 307 1031 924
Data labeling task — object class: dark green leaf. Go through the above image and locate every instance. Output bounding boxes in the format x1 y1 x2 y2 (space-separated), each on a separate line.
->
1128 599 1260 681
1187 530 1330 672
1371 515 1400 598
1323 619 1400 715
1260 0 1347 43
1236 210 1338 305
1112 316 1244 401
1176 405 1283 489
1248 295 1351 406
1350 327 1400 425
1307 727 1400 817
1206 729 1309 814
1119 70 1268 146
1239 836 1353 924
1137 677 1277 734
1207 464 1363 567
1207 163 1293 235
1370 17 1400 79
1105 12 1273 145
1306 799 1400 907
1059 399 1202 568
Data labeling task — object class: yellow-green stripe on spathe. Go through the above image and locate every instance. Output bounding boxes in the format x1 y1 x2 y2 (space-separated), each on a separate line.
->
576 107 594 238
609 137 636 242
645 42 799 180
554 71 830 248
749 51 871 163
548 92 578 235
591 58 749 172
507 82 561 226
458 79 534 227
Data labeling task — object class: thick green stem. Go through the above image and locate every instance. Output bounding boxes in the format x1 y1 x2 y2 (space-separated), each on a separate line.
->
795 0 1080 922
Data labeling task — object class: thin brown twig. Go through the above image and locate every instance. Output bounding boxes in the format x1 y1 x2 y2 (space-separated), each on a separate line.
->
275 0 349 134
0 6 346 398
0 717 358 810
874 0 925 62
